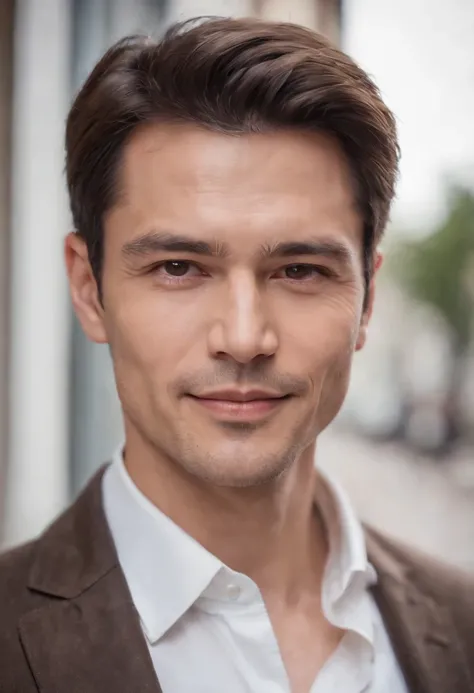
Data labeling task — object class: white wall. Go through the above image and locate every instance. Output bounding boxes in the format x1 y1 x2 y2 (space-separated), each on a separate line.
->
259 0 318 27
3 0 71 548
168 0 255 21
0 0 14 541
344 0 474 233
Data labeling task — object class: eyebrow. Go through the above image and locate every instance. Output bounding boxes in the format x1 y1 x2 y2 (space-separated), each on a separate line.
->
261 239 354 265
122 232 229 259
122 231 353 266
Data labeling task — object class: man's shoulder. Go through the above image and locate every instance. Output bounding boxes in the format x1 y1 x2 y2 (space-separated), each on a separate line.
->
0 539 35 582
0 538 61 691
367 525 474 623
0 539 40 614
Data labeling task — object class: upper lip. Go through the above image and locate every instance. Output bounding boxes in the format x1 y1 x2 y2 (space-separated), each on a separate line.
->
191 389 288 402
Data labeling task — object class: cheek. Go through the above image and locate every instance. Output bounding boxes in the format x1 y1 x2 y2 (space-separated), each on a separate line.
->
280 292 362 372
289 298 360 431
105 288 206 375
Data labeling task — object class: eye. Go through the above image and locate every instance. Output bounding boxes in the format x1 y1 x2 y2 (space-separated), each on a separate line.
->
149 260 206 284
280 264 330 280
162 260 193 277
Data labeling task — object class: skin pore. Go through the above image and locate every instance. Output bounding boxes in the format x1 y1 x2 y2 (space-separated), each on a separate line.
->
66 124 379 692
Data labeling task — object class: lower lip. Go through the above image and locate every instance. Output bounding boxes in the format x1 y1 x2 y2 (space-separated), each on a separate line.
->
189 396 288 420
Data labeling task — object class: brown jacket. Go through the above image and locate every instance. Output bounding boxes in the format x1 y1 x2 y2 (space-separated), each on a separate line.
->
1 467 473 693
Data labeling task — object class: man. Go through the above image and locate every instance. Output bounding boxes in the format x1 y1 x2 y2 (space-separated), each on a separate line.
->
0 16 473 693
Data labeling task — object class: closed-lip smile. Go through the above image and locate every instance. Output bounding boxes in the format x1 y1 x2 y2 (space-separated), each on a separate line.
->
194 389 288 402
187 389 291 421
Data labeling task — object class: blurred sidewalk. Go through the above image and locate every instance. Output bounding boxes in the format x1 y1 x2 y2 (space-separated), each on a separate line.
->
318 428 474 572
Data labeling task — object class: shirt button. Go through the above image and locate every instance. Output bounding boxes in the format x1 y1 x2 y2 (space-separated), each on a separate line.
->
227 583 241 600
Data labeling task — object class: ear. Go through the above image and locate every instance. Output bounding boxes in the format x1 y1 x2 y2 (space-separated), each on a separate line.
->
65 232 108 344
355 250 383 352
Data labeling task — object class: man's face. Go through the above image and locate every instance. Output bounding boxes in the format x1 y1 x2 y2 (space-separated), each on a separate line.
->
67 124 375 487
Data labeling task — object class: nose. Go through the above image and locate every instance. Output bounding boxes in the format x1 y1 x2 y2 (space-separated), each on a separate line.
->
207 273 278 364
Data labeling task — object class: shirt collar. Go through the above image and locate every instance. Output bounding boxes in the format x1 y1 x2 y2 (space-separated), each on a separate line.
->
316 465 377 645
103 449 377 645
317 465 377 602
102 450 222 643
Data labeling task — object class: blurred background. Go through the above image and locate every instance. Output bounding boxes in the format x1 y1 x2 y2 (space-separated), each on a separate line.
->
0 0 473 568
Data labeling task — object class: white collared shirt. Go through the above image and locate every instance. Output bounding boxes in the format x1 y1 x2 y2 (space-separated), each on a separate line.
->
102 454 409 692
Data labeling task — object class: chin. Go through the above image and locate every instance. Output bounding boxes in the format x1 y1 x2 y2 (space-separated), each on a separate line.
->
203 467 285 489
179 443 302 489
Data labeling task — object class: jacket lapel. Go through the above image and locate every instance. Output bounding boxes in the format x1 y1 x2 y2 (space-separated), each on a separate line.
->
366 528 472 693
19 467 161 693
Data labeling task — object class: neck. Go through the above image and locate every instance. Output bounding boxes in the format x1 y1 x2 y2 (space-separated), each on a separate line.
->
123 432 328 601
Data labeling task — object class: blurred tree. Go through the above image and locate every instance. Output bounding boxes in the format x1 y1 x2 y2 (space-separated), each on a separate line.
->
391 185 474 450
398 186 474 354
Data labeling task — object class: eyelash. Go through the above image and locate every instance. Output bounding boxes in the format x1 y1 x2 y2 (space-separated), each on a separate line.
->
148 260 334 284
148 261 207 283
279 264 334 281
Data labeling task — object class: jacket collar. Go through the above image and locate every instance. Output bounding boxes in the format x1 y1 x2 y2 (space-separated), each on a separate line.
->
21 465 162 693
27 465 116 598
366 526 473 693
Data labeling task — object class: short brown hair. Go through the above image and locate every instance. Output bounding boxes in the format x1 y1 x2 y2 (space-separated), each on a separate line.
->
66 16 399 295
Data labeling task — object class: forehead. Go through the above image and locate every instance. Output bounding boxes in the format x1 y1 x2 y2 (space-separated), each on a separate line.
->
107 123 361 248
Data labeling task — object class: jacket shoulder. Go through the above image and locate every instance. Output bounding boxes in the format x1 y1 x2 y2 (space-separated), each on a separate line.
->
368 525 473 583
367 525 474 628
0 540 43 691
0 539 39 615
